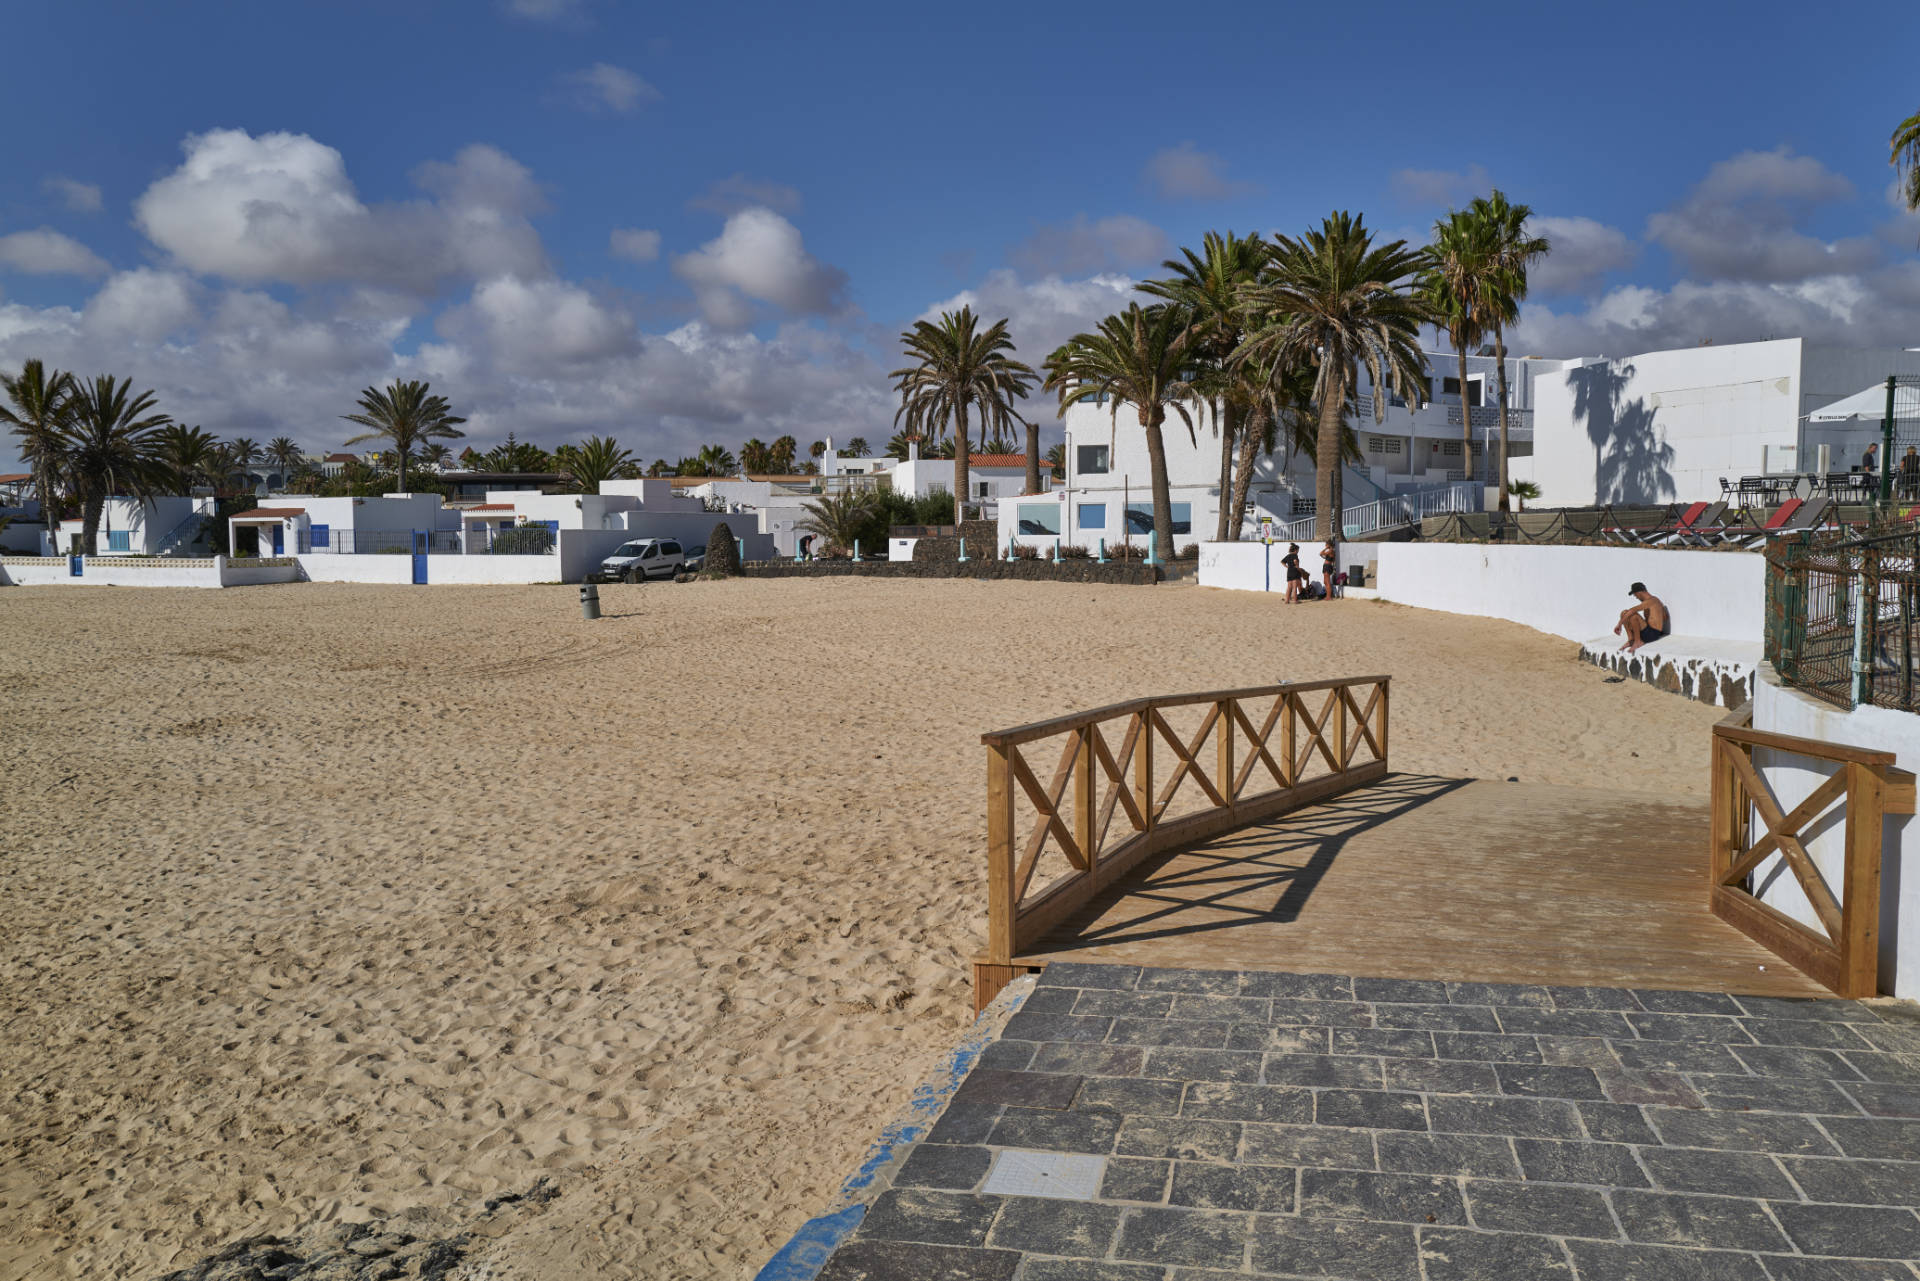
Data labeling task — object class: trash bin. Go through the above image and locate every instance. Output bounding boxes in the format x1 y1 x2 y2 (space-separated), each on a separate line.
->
1346 564 1367 588
580 583 601 620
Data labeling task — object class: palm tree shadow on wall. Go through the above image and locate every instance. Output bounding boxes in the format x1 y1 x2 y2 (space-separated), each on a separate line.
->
1571 361 1675 505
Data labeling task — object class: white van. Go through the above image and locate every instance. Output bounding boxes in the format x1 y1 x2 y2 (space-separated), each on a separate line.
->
595 538 686 582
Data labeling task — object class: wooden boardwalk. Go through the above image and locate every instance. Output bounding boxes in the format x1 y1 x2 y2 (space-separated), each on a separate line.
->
1011 772 1830 997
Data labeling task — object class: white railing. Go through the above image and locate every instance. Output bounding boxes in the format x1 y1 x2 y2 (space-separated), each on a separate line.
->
1280 481 1482 541
152 508 210 556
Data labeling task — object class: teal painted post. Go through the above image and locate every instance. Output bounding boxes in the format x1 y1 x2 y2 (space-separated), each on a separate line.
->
1097 538 1107 563
1145 531 1161 566
853 539 862 562
736 537 744 562
958 537 968 563
1054 537 1061 562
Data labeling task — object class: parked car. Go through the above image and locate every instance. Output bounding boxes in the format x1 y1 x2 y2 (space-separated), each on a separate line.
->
594 538 686 582
683 543 706 574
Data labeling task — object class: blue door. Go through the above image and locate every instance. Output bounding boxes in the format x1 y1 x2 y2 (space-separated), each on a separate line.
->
271 524 284 555
69 554 83 576
411 530 428 584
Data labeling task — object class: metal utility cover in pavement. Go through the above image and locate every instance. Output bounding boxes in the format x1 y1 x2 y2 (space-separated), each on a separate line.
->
980 1150 1105 1200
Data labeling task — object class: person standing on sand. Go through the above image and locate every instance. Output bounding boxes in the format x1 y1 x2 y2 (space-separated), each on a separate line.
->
1281 543 1304 603
1321 539 1338 598
1615 581 1670 652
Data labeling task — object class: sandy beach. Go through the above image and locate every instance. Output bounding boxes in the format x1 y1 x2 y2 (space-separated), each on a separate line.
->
0 578 1718 1281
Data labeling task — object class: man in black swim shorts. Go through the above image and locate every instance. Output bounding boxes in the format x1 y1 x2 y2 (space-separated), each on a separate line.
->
1615 581 1669 652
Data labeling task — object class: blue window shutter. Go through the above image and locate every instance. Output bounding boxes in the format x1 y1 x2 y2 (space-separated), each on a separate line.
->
107 530 130 551
310 523 330 548
542 520 559 534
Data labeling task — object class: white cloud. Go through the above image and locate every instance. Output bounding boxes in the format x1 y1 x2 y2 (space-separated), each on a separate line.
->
1390 164 1492 208
1009 214 1169 277
0 229 110 277
83 269 199 343
1527 216 1639 295
671 207 848 327
438 276 639 368
688 174 803 216
133 129 548 293
1646 147 1874 283
609 227 661 262
562 63 659 114
1142 143 1253 202
42 176 103 213
921 269 1142 390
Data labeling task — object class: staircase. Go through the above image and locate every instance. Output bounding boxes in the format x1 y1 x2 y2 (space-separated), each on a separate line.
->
1281 481 1481 541
153 506 211 557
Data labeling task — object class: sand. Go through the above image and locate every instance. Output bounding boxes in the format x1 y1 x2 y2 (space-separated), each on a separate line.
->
0 578 1718 1280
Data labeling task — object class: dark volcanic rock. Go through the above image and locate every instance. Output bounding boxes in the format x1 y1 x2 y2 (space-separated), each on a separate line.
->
703 521 741 578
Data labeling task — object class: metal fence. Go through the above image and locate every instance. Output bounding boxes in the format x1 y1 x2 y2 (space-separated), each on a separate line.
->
1766 524 1920 711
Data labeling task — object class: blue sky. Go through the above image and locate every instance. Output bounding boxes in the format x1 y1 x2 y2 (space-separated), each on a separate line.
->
2 0 1917 470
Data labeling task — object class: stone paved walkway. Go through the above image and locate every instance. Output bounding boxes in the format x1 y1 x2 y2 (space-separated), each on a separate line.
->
812 965 1920 1281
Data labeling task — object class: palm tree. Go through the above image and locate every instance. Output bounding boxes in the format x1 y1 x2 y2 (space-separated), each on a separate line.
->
1468 190 1551 512
228 436 262 474
1045 442 1065 475
838 436 872 458
740 438 774 474
264 436 303 489
419 442 453 472
156 424 225 493
885 432 915 461
809 439 827 463
1895 111 1920 212
769 434 798 473
696 443 737 476
1043 304 1198 561
340 380 467 493
1236 212 1430 542
1227 357 1319 540
0 359 77 536
63 375 170 554
1421 209 1496 491
564 434 636 493
1141 231 1269 540
891 306 1036 524
646 458 672 477
797 488 873 556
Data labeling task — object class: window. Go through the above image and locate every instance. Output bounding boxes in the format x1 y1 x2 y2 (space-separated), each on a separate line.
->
1382 439 1402 455
1015 503 1061 536
1124 502 1191 535
1078 503 1106 530
661 541 680 555
310 523 330 548
1440 376 1483 406
107 530 130 551
1441 441 1462 456
976 481 990 498
1076 445 1110 474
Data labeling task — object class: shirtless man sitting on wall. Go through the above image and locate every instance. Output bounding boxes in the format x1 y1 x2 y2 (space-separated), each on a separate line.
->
1615 581 1669 653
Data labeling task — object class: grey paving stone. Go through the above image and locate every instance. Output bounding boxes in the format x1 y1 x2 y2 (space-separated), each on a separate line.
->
1433 1032 1544 1064
1562 1239 1770 1281
1646 1108 1839 1155
1143 1048 1263 1084
1353 977 1450 1004
1039 963 1141 990
1376 1131 1519 1178
894 1144 994 1190
1418 1227 1574 1280
1019 1261 1166 1281
857 1189 1002 1247
1178 1081 1312 1124
1239 1121 1376 1170
1028 1045 1148 1077
1493 1008 1637 1039
1446 981 1555 1008
954 1070 1083 1110
1114 1207 1249 1268
984 1197 1122 1257
989 1107 1122 1154
1578 1101 1660 1145
1548 985 1641 1011
1539 1036 1624 1070
1636 1147 1799 1199
1632 989 1745 1016
1769 1201 1920 1258
1372 1003 1502 1032
1021 987 1081 1015
1226 1023 1330 1055
1168 995 1271 1023
1780 1156 1920 1206
1169 1161 1297 1213
1610 1190 1790 1251
1595 1068 1703 1109
1299 1168 1469 1225
1114 1116 1243 1162
1628 1012 1753 1042
1756 1257 1920 1281
1742 1019 1876 1050
1817 1115 1920 1159
1247 1217 1421 1280
1072 989 1176 1018
928 1103 1002 1145
1265 998 1376 1028
1734 996 1881 1023
1260 1053 1382 1088
1426 1095 1584 1139
1854 1023 1920 1054
1732 1044 1862 1079
1075 1077 1186 1116
1238 970 1354 1001
814 1239 1020 1281
1100 1156 1170 1203
1463 1179 1618 1239
1108 1018 1231 1049
978 1040 1037 1071
1332 1028 1435 1059
1136 968 1242 995
1691 1073 1861 1115
1841 1051 1920 1084
1512 1138 1650 1187
1382 1058 1500 1096
1614 1040 1751 1074
1314 1089 1429 1132
1004 1012 1114 1044
1843 1081 1920 1117
1495 1064 1605 1100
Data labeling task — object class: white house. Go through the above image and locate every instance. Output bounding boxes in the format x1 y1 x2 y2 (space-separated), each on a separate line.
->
55 496 217 556
229 493 452 556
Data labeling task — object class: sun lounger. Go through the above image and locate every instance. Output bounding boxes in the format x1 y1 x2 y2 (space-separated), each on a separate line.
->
1620 501 1709 546
1737 496 1833 547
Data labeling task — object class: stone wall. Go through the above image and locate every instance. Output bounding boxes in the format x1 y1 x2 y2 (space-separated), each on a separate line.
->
896 520 999 563
743 557 1159 586
1578 642 1756 708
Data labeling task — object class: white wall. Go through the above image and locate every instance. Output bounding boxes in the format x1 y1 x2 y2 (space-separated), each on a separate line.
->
294 555 414 584
1197 542 1282 593
1371 543 1765 644
1753 673 1920 998
0 555 294 588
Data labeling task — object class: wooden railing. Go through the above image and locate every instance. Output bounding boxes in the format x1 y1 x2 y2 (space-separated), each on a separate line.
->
1710 704 1914 997
975 676 1390 1009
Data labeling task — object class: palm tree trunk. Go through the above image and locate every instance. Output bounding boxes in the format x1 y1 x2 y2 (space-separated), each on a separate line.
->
952 401 971 527
1214 399 1237 542
1457 346 1474 491
1493 323 1512 513
397 446 409 494
36 461 58 550
1024 421 1041 495
1228 403 1265 541
80 496 103 557
1315 365 1346 546
1143 406 1174 562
